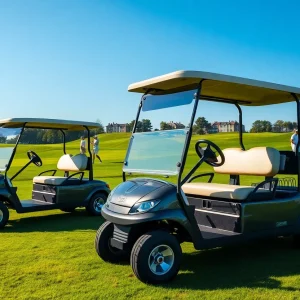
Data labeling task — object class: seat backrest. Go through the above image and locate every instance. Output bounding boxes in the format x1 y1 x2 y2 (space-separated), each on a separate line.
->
214 147 280 176
57 154 88 172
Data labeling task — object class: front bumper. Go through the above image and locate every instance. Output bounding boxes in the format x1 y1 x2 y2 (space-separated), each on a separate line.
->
101 205 188 226
102 206 193 251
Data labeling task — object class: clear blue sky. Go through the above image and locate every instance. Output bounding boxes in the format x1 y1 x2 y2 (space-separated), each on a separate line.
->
1 0 300 131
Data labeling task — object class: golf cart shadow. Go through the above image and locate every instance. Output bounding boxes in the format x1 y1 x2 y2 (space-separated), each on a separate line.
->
3 210 104 233
171 238 300 291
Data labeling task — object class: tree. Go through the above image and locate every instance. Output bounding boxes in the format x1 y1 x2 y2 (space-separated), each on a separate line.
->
273 120 285 132
126 122 133 132
127 119 152 132
91 119 104 136
160 121 172 130
193 117 210 134
126 120 143 132
292 122 298 129
263 120 272 132
250 120 272 133
141 119 152 132
6 136 18 144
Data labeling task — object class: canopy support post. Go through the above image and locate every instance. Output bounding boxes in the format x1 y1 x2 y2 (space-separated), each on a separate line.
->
60 130 66 154
123 93 146 182
176 80 205 243
292 93 300 191
234 103 245 150
5 123 26 176
84 125 93 181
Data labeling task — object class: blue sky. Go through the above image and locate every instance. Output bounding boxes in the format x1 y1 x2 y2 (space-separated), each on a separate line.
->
0 0 300 131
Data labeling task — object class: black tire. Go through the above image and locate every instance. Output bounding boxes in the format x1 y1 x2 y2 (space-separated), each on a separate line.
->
0 202 9 229
86 192 107 216
130 230 182 284
60 208 76 213
293 234 300 248
95 221 130 263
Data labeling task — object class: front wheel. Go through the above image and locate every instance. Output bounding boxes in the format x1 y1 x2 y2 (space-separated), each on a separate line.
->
95 221 130 263
86 192 107 216
130 230 182 284
0 202 9 229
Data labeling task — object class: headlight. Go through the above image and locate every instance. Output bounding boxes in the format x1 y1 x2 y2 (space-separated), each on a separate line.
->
106 188 116 203
129 199 160 214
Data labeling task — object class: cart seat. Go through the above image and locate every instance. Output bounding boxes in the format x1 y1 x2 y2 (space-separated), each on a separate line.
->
33 176 70 185
182 182 270 201
182 147 280 201
33 154 88 186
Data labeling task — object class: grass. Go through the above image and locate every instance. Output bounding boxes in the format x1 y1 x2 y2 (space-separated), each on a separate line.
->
1 132 300 299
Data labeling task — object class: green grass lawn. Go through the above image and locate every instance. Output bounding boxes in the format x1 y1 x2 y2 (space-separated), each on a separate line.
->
1 132 300 299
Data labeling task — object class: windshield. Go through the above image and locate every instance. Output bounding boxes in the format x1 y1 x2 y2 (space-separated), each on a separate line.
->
0 127 22 171
123 90 196 175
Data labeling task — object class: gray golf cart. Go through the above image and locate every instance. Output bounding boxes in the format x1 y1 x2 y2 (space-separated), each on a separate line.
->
95 70 300 284
0 118 110 229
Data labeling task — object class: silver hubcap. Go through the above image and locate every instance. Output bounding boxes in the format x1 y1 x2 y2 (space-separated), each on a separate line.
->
94 197 104 212
0 209 3 223
148 244 174 275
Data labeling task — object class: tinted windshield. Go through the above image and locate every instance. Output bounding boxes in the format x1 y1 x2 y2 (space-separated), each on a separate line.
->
0 127 22 171
123 90 196 175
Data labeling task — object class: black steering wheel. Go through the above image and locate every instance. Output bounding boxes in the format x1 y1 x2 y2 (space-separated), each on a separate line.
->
195 139 225 167
27 150 43 167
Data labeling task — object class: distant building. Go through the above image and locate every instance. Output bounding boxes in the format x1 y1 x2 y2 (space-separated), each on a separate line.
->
106 122 129 133
168 121 185 129
210 121 245 133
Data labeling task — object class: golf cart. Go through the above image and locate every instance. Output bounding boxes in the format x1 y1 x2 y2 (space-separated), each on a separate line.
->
0 118 110 229
95 70 300 284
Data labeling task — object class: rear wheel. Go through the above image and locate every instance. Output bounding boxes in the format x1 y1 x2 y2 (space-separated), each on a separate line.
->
130 230 182 284
86 192 107 216
0 202 9 229
95 221 130 263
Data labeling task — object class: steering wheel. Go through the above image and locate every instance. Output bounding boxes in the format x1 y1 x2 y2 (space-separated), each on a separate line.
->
195 139 225 167
27 150 43 167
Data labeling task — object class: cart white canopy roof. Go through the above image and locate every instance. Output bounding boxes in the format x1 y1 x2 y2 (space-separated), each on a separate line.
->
0 118 100 130
128 70 300 106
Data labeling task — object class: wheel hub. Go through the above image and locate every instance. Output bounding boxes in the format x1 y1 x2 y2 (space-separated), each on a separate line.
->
0 210 3 222
94 198 104 212
155 254 164 264
148 244 174 276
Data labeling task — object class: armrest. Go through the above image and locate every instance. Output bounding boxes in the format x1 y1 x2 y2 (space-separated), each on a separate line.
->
38 169 57 176
65 171 84 181
247 178 279 201
187 173 214 183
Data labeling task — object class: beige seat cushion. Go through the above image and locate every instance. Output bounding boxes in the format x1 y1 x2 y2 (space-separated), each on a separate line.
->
182 182 269 201
214 147 280 176
33 154 88 186
181 147 279 201
33 176 67 185
57 154 88 171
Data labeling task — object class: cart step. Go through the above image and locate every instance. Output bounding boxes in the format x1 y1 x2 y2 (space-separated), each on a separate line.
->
20 200 55 208
198 225 241 240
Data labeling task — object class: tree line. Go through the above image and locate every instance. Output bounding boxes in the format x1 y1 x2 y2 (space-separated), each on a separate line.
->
3 122 104 144
126 119 153 132
126 119 186 131
250 120 297 133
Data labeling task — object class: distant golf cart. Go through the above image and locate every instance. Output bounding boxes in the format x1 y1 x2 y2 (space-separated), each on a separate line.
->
0 118 110 228
95 70 300 284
